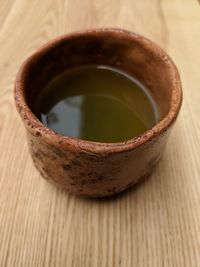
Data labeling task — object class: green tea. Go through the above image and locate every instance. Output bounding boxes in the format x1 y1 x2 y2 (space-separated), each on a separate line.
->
38 65 159 143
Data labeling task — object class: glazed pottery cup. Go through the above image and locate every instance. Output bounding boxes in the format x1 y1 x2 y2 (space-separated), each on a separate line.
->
14 29 182 197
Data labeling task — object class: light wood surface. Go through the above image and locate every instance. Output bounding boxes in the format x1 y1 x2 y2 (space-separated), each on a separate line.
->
0 0 200 266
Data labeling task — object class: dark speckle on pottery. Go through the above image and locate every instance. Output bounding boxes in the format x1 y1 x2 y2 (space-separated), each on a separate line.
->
48 145 68 158
36 131 41 137
71 159 81 166
97 175 106 181
62 164 72 171
14 28 182 197
33 151 43 160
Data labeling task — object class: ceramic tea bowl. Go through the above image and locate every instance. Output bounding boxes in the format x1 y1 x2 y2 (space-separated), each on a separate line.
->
14 28 182 197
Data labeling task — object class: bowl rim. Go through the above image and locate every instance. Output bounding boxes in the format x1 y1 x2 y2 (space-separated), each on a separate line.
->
14 28 182 154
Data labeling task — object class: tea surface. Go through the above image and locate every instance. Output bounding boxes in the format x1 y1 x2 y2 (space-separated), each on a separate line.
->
38 66 159 143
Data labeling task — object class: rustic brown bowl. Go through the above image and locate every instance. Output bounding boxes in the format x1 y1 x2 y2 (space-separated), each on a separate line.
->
14 28 182 197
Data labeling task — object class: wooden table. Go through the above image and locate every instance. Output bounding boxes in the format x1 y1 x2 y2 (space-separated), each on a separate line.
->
0 0 200 266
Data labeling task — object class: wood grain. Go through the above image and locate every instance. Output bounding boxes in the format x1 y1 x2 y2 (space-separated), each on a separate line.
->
0 0 200 266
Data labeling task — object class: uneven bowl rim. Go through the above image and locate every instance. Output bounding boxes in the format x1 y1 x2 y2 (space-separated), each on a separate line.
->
14 28 182 154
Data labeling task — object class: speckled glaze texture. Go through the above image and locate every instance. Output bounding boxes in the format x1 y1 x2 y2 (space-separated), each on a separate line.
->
14 29 182 197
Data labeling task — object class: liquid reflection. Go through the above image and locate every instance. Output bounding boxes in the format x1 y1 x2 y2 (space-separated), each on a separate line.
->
38 65 159 143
